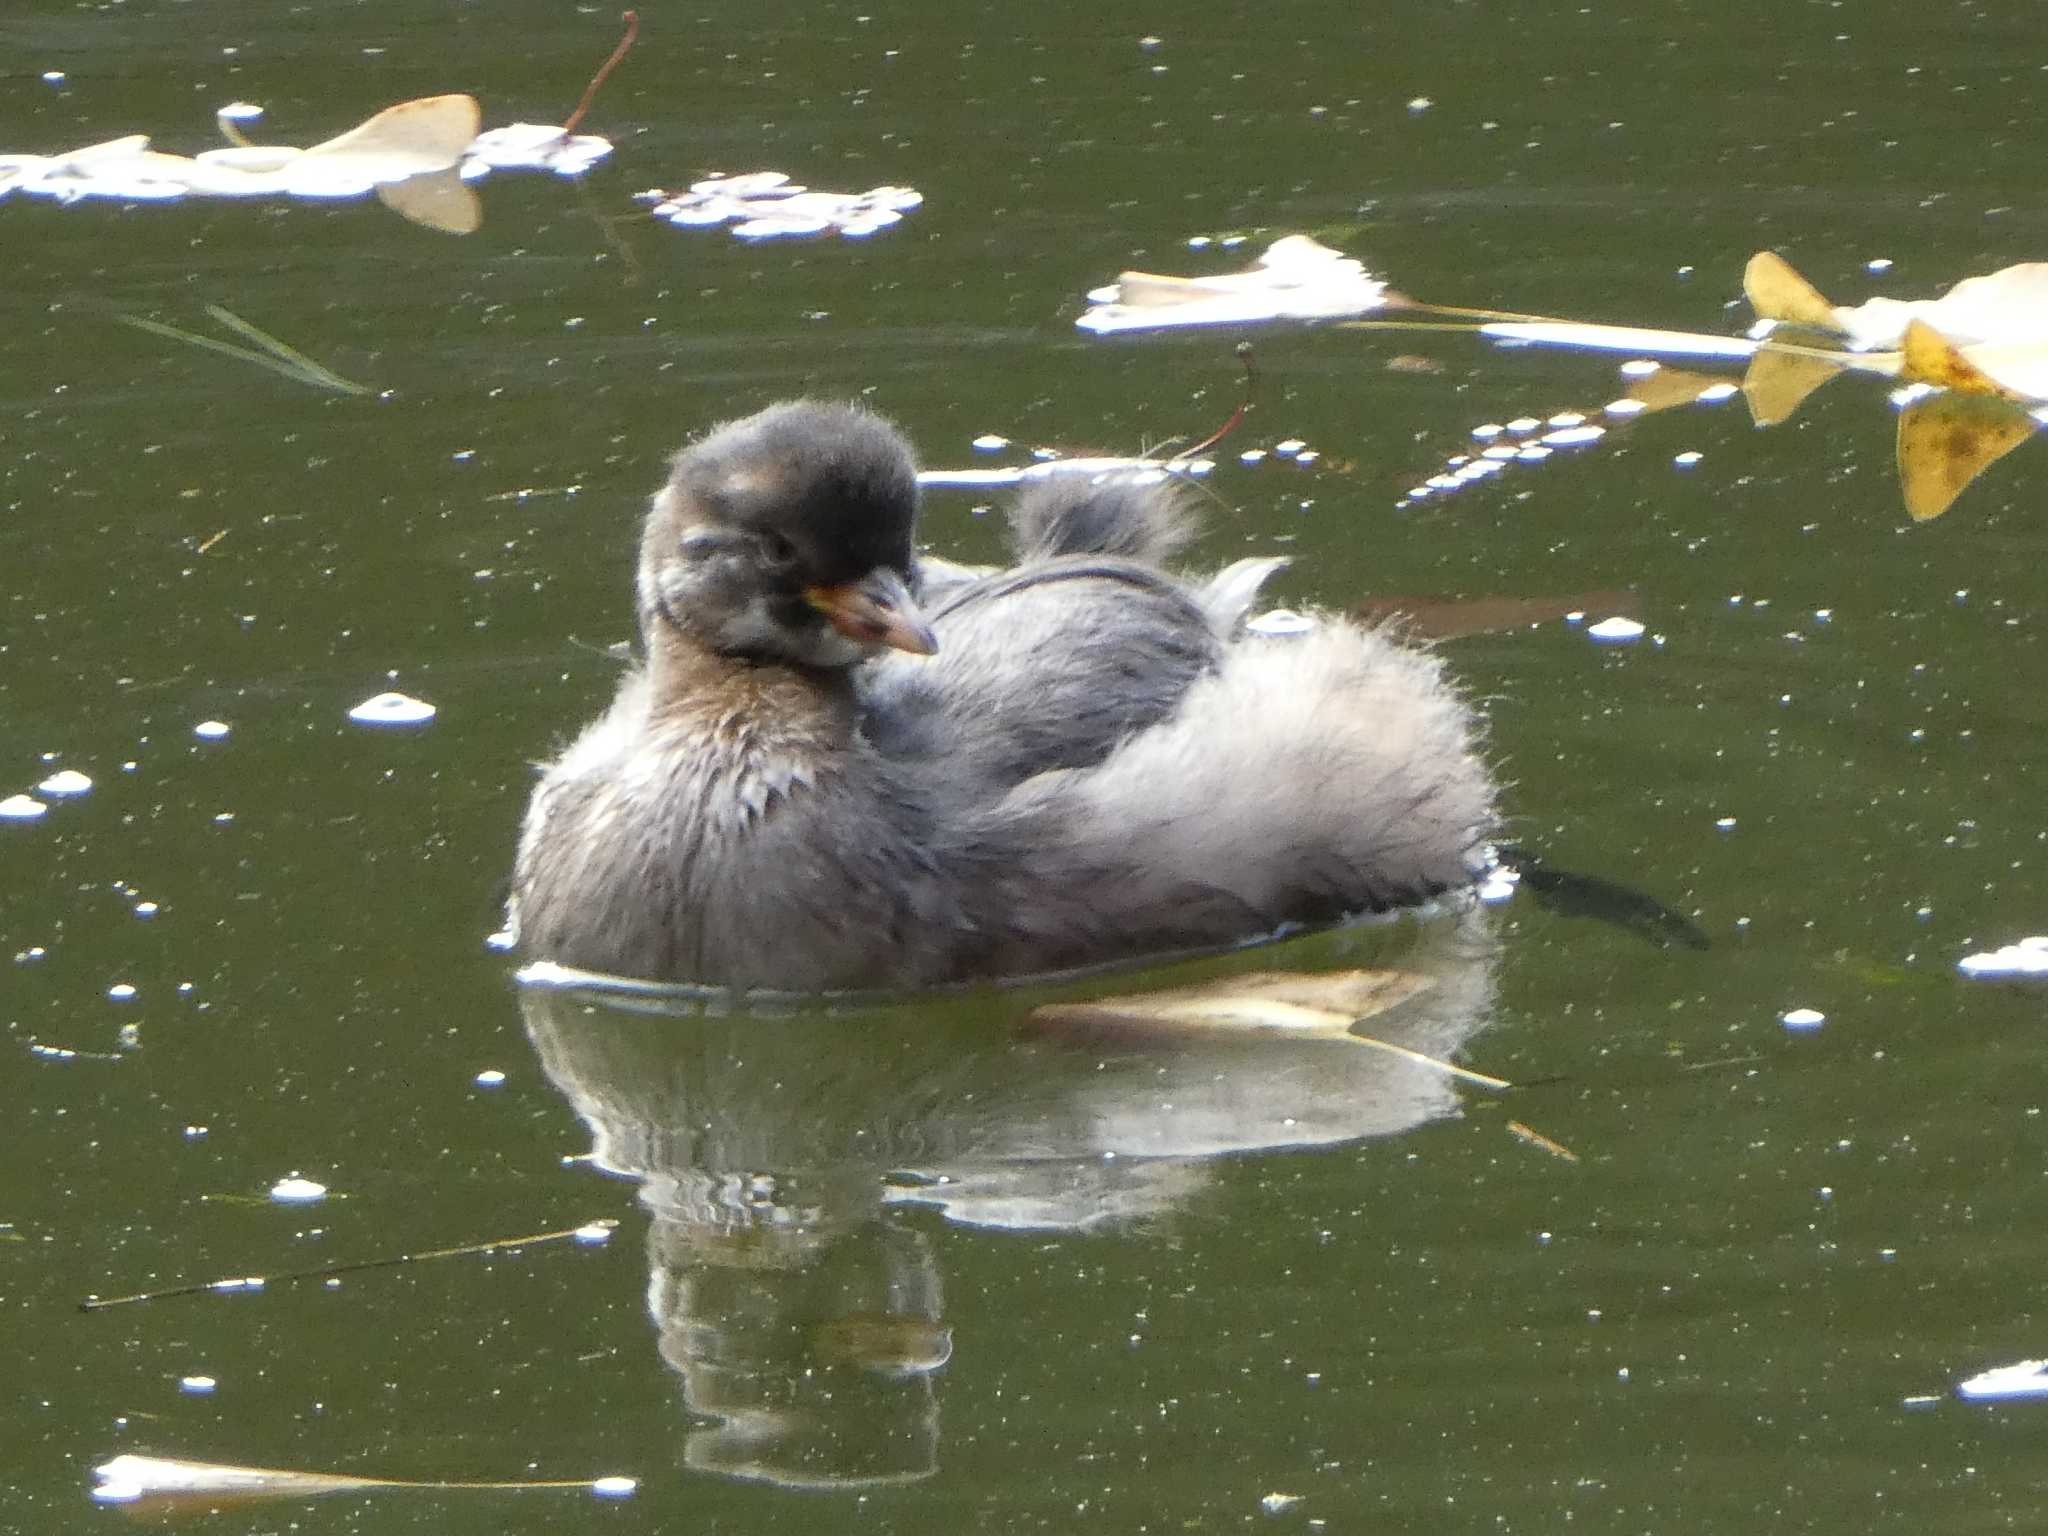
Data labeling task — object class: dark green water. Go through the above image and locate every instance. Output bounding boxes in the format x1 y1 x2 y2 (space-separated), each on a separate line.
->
8 1 2048 1529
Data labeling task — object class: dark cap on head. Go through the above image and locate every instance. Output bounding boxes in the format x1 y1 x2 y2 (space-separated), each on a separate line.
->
666 400 919 585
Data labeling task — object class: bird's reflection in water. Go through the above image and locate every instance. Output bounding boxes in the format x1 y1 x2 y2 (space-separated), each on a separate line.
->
519 904 1500 1488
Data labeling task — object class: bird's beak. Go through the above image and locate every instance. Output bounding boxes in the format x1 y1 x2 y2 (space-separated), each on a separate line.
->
805 567 939 656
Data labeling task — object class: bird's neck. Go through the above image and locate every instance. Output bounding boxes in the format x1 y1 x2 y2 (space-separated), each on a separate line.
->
644 623 860 742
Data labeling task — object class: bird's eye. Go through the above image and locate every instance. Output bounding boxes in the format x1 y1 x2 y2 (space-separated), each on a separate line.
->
759 531 798 567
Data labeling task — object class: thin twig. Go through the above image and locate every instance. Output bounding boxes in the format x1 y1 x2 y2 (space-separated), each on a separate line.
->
563 11 641 135
80 1219 616 1311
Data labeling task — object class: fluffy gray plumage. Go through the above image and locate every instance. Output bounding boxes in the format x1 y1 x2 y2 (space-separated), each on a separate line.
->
510 403 1497 989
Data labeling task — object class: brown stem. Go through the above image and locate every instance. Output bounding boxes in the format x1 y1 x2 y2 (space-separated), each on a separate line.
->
563 10 640 136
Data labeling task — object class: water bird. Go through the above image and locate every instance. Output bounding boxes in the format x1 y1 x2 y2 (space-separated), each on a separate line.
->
509 400 1496 989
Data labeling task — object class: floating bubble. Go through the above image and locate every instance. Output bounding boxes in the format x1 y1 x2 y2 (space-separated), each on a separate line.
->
108 983 138 1002
1587 617 1646 644
1780 1007 1826 1031
1958 1360 2048 1401
347 691 435 727
179 1375 217 1395
38 769 92 796
474 1069 507 1087
1958 937 2048 979
591 1476 638 1498
269 1177 328 1204
194 720 231 740
1247 609 1315 637
0 794 47 821
1541 425 1606 447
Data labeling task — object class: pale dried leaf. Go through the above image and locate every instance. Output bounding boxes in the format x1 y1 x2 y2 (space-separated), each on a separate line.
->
1078 236 1396 334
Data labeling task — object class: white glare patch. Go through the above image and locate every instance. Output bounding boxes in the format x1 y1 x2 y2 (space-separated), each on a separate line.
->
474 1068 507 1087
1239 448 1267 464
1672 451 1704 467
348 691 436 727
971 434 1009 452
194 720 231 740
646 176 920 241
108 983 138 1002
1587 617 1646 644
1476 864 1520 904
462 124 612 176
1505 416 1541 432
1406 97 1432 113
591 1476 638 1498
1603 398 1648 417
484 927 517 951
1247 609 1315 637
178 1375 217 1394
269 1177 328 1204
1866 257 1894 273
1958 1360 2048 1401
0 794 47 821
1715 816 1737 831
1262 1493 1306 1514
574 1222 616 1246
1780 1007 1826 1031
1958 937 2048 979
1619 359 1662 377
38 769 92 796
1471 423 1505 439
1274 438 1307 455
135 901 160 917
1696 382 1739 403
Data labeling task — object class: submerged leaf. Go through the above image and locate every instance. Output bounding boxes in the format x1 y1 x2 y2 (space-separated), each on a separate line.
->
375 166 482 234
1029 970 1509 1089
1740 347 1845 426
1895 391 2041 521
1033 968 1434 1036
1352 589 1641 642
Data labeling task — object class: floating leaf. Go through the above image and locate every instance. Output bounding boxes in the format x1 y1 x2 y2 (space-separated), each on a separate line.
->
1742 251 1843 332
190 94 480 198
1753 251 2048 350
91 1454 632 1511
1078 236 1400 334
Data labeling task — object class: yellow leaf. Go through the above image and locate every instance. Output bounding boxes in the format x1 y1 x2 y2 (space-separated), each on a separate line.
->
1740 348 1846 426
1895 392 2041 520
1744 251 1843 331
